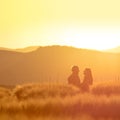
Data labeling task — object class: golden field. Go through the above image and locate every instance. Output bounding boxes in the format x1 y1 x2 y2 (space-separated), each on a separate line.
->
0 81 120 120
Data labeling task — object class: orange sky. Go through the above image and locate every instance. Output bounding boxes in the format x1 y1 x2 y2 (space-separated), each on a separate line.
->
0 0 120 50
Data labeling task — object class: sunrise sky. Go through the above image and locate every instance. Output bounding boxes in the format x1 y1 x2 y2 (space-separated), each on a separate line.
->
0 0 120 50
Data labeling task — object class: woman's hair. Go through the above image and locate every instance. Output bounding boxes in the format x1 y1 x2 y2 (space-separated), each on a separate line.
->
84 68 93 85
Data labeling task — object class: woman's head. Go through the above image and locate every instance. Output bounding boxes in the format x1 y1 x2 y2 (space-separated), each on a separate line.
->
84 68 91 75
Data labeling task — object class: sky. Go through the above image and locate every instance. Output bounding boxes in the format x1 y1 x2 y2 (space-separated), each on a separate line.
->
0 0 120 50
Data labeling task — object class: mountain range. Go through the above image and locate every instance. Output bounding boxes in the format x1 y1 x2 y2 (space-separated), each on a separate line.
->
0 46 120 86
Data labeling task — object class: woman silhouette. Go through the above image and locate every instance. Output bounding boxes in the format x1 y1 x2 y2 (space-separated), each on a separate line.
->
81 68 93 92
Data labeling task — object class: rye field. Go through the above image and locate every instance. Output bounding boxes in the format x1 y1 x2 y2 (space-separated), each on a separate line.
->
0 81 120 120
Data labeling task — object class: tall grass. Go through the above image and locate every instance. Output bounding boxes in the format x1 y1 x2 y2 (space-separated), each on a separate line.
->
92 80 120 95
0 82 120 120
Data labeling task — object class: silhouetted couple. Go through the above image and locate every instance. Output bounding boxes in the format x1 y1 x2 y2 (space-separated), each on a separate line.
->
68 66 93 92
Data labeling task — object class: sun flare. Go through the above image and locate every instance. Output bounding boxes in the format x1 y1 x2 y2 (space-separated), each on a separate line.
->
0 0 120 50
21 25 120 51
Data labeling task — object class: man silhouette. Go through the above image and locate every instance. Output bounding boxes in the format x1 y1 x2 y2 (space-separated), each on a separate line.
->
68 66 81 88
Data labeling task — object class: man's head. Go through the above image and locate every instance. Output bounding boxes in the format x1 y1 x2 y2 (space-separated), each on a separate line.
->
72 66 79 74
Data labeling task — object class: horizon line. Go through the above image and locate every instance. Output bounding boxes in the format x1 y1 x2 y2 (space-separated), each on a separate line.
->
0 44 120 53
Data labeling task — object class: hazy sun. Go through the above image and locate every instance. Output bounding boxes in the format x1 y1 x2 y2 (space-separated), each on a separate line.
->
42 26 120 50
1 0 120 50
2 25 120 51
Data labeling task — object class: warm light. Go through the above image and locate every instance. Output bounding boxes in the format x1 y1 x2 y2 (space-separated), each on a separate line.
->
0 0 120 50
7 25 119 51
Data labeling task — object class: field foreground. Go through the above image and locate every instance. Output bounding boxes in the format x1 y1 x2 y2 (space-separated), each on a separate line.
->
0 81 120 120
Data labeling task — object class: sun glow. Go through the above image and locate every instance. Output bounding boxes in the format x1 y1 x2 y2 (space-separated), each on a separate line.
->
11 24 120 51
1 0 120 50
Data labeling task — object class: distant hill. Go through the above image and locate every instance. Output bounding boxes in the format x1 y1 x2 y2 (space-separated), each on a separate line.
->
0 47 13 51
15 46 39 53
0 46 39 53
0 46 120 86
104 46 120 53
